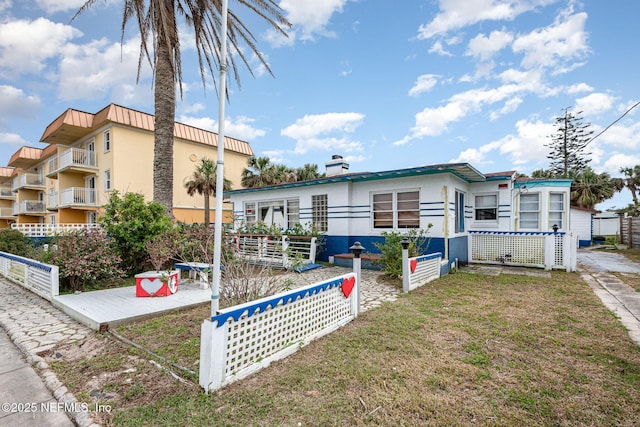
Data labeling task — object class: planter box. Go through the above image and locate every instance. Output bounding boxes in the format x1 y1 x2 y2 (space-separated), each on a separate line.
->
135 270 179 297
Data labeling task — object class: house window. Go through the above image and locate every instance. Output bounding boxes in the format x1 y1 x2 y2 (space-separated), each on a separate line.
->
373 190 420 229
549 192 565 230
49 215 56 225
245 202 256 224
475 194 497 221
287 199 300 228
87 211 97 224
455 190 465 233
104 170 111 191
104 129 111 152
519 193 540 229
312 194 328 232
254 198 300 230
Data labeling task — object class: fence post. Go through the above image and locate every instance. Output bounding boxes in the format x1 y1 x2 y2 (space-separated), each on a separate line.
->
309 237 317 264
544 234 554 270
350 242 364 317
282 236 289 269
50 265 59 297
401 237 410 293
199 319 227 393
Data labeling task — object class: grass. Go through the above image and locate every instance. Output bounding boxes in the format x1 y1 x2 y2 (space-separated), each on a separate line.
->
46 270 640 426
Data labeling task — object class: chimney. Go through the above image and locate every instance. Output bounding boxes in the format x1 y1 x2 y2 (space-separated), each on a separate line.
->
325 154 349 177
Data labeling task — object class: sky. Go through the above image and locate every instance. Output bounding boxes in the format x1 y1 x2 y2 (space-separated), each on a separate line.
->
0 0 639 211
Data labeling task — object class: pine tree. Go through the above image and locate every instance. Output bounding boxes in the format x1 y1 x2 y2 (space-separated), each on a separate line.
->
546 108 593 177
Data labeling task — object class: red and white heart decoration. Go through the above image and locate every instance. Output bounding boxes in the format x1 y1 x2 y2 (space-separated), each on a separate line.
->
341 276 356 298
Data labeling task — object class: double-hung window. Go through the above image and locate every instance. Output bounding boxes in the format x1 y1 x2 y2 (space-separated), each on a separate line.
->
103 129 111 152
475 194 498 221
549 193 565 230
244 202 256 225
373 190 420 229
519 193 540 229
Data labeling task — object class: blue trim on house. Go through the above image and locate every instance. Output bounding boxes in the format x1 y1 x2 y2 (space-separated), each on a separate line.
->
514 179 572 188
578 239 591 247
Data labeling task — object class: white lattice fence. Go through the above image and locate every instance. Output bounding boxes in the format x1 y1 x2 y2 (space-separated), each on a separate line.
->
0 251 59 300
199 272 358 392
468 231 576 271
404 252 442 292
11 223 100 237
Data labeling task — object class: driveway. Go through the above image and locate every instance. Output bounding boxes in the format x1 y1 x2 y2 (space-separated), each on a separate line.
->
577 247 640 346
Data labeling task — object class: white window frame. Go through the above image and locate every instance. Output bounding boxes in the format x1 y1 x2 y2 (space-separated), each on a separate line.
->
548 192 565 230
455 190 466 233
103 129 111 153
519 193 540 230
312 194 328 232
372 189 420 230
474 193 498 223
244 202 256 225
104 169 111 191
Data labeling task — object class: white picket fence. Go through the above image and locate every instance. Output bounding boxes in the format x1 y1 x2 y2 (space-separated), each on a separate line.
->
469 230 577 271
199 272 358 393
402 252 442 292
0 251 59 301
230 234 317 269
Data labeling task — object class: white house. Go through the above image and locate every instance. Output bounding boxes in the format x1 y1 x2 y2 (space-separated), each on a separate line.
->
226 156 574 270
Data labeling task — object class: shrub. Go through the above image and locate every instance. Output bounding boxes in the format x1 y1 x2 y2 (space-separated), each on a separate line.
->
50 229 125 292
0 229 33 257
145 229 181 272
373 226 432 279
99 190 173 274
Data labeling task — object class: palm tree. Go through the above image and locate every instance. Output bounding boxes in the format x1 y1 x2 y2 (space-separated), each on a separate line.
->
295 163 323 181
570 168 617 209
184 158 232 226
241 156 276 188
74 1 290 217
619 165 640 212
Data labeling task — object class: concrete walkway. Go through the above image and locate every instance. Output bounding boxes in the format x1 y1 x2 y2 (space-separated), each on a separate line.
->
577 247 640 346
0 278 98 427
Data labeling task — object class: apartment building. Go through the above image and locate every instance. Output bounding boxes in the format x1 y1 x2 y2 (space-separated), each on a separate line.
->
4 103 254 228
0 167 17 228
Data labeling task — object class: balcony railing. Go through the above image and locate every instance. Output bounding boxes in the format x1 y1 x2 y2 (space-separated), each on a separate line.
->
59 187 97 207
62 148 96 170
0 207 14 218
12 173 45 191
11 223 101 237
0 186 14 199
47 156 58 175
14 200 46 215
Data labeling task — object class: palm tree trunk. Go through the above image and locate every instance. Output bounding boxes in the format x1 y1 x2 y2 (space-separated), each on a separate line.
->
153 36 175 218
204 189 211 226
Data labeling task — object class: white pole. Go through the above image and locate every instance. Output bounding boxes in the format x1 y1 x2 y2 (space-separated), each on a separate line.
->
211 0 229 316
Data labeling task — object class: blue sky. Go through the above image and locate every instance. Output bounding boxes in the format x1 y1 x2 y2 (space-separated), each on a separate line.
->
0 0 639 211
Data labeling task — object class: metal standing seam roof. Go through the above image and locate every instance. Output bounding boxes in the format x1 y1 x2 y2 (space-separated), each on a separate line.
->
225 163 488 196
7 146 44 169
0 166 16 184
40 104 254 156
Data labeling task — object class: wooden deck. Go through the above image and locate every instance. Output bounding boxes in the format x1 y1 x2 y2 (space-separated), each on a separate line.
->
52 281 211 331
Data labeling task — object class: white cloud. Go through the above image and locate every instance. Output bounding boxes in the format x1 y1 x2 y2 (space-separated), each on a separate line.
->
450 140 503 165
0 132 28 147
409 74 439 97
57 36 153 102
281 112 365 154
34 0 88 13
278 0 350 42
0 18 81 78
467 30 514 61
428 40 453 56
417 0 558 39
595 121 640 151
566 82 593 94
0 0 11 13
0 85 41 120
601 153 640 176
574 92 615 116
178 115 267 142
512 11 589 73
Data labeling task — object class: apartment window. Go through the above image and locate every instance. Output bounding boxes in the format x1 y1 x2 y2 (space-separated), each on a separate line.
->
104 170 111 191
104 129 111 152
244 202 256 224
475 194 498 221
312 194 328 232
49 215 56 225
519 193 540 229
455 190 465 233
373 190 420 229
87 211 97 224
549 192 565 230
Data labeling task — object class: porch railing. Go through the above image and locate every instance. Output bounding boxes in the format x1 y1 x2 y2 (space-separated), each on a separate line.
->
58 148 97 170
12 173 44 191
16 200 46 215
59 187 97 207
0 207 14 218
468 230 577 271
230 234 317 269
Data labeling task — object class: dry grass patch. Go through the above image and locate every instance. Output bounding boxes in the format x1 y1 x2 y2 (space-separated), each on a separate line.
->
47 271 640 426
